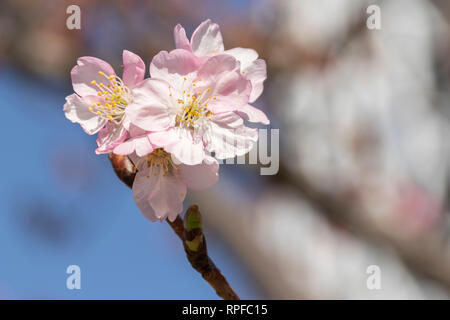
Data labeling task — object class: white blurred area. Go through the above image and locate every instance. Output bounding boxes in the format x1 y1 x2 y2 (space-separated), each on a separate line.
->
276 0 449 231
192 0 450 298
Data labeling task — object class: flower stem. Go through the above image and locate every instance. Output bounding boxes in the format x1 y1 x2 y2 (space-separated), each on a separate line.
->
108 153 239 300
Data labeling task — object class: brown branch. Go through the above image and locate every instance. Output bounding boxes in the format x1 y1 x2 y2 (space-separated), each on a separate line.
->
108 153 239 300
108 153 136 189
183 205 240 300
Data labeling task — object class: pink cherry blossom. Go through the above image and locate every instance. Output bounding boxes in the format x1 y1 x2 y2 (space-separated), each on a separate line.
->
126 48 260 165
174 19 269 124
127 146 219 222
112 122 219 222
63 50 146 154
132 151 219 222
62 22 269 223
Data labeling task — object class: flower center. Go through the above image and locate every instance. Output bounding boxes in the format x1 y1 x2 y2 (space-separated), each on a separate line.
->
140 148 180 179
88 71 132 124
169 78 216 130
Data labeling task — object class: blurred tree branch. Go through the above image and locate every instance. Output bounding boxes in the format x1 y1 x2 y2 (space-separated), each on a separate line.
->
277 164 450 290
108 153 239 300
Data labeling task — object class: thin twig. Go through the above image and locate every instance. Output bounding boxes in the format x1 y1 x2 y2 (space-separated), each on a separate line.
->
183 205 240 300
108 153 239 300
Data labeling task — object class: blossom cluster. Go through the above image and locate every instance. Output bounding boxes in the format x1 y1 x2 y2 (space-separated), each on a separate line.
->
64 20 269 222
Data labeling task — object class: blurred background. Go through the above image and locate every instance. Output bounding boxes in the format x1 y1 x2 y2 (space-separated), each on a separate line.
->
1 0 450 299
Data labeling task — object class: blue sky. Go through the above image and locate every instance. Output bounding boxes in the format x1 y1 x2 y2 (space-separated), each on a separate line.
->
0 65 261 299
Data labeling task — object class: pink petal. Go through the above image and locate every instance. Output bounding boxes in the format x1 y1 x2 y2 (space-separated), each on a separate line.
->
112 139 136 156
122 50 145 87
122 116 131 131
235 104 270 125
113 135 154 157
146 130 174 148
190 19 224 56
197 54 251 113
63 94 107 135
212 112 244 128
166 135 205 166
148 129 205 165
71 56 116 97
197 52 239 77
225 47 258 70
126 78 174 132
132 170 160 222
149 49 201 84
174 24 191 51
224 49 266 102
178 156 219 190
95 121 127 154
134 136 154 157
204 122 258 159
128 123 147 138
245 59 267 103
132 166 186 222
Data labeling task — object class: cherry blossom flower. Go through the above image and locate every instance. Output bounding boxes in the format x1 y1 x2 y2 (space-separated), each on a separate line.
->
63 50 146 154
117 135 218 222
131 150 219 222
126 48 261 165
110 121 219 221
62 22 270 223
173 19 269 124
